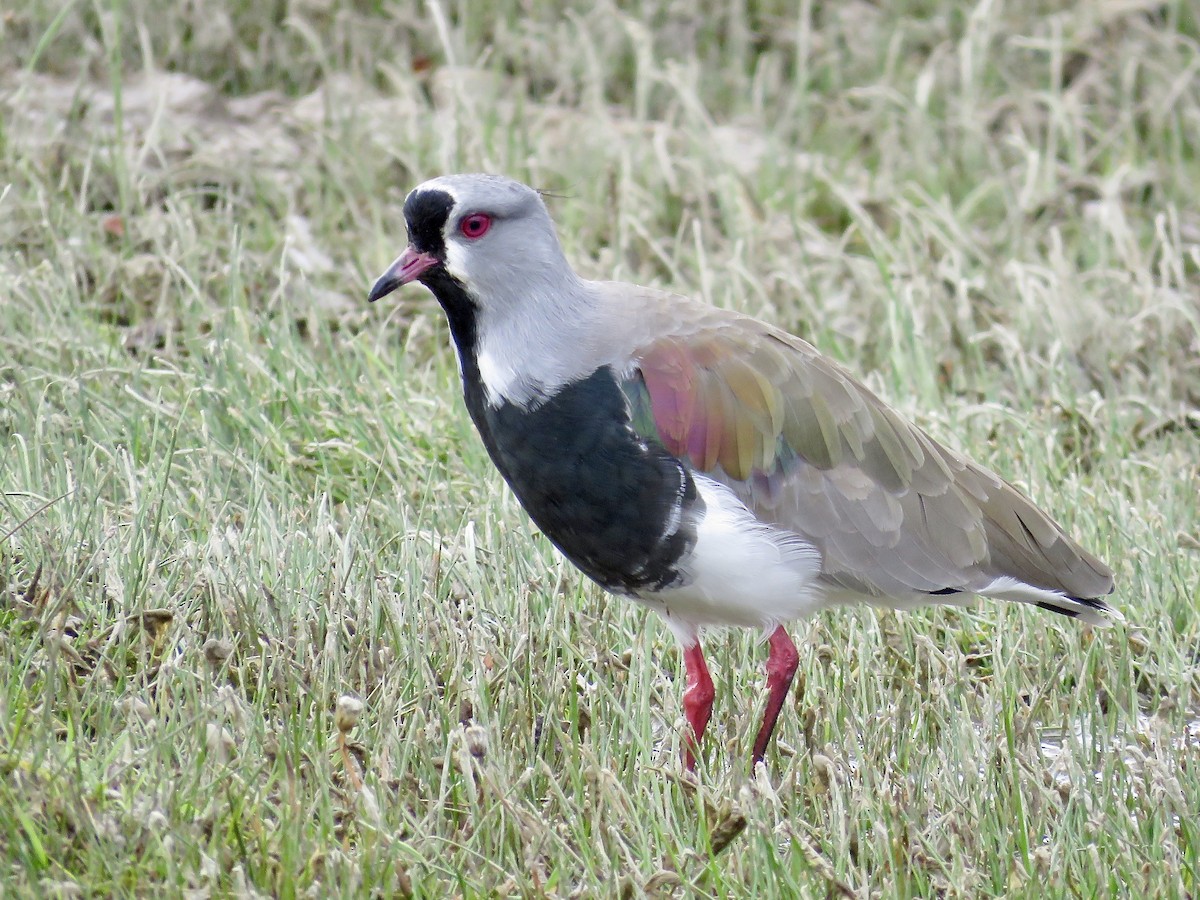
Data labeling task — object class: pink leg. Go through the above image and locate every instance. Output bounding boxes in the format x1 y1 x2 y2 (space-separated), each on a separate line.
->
681 642 715 771
751 626 799 764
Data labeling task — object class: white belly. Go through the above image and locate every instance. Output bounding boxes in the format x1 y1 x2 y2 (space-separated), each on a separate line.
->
633 474 823 643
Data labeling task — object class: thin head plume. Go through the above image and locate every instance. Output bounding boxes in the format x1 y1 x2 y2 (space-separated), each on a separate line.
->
534 184 576 203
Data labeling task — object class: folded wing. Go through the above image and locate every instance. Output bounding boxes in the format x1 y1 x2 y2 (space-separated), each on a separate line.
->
619 313 1114 609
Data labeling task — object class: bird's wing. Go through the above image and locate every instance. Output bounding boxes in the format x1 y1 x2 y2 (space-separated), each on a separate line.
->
615 301 1113 602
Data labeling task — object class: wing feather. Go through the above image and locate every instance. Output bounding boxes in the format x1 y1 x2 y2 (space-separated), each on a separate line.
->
619 308 1113 602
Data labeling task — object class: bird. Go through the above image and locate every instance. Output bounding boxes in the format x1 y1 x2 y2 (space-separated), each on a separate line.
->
368 173 1117 771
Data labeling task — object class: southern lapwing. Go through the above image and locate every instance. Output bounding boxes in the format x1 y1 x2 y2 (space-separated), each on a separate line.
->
369 174 1117 770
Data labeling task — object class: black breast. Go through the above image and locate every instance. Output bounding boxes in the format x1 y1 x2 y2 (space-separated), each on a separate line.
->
470 368 700 595
416 269 699 594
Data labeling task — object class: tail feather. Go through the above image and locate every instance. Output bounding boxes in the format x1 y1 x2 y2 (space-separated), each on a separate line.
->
979 576 1121 626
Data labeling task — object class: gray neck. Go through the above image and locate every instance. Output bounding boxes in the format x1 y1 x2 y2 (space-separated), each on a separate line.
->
472 270 601 409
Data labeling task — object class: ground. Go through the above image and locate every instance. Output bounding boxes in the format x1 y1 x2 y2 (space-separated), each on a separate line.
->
1 0 1198 896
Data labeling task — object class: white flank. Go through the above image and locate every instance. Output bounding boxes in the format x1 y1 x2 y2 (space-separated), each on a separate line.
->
640 475 823 644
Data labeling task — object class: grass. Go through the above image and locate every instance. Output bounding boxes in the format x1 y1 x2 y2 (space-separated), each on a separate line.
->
1 0 1198 895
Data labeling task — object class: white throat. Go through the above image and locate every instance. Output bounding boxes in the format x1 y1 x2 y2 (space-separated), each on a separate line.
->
469 274 603 409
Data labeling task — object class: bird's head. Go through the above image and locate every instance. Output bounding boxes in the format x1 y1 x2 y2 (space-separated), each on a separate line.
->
368 174 571 307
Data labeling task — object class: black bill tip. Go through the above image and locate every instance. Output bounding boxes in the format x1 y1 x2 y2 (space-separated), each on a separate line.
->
367 272 401 303
367 246 439 303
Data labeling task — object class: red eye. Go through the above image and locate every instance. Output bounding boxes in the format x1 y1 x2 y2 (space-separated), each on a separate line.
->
459 213 492 239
